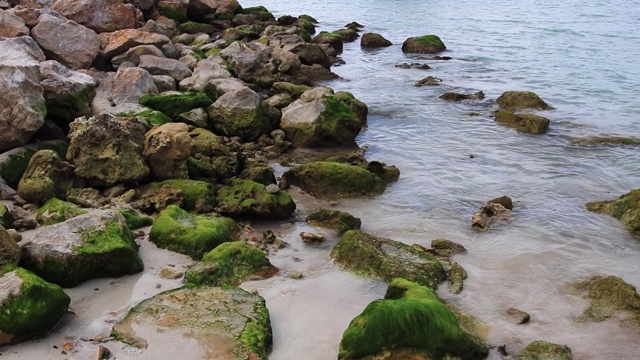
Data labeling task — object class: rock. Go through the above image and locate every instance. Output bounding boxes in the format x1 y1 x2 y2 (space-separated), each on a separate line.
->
305 208 361 234
471 202 511 231
0 266 70 345
429 239 467 257
287 270 303 279
65 187 109 208
334 28 358 42
0 205 12 229
0 36 47 153
494 109 550 134
149 205 239 260
111 286 271 359
440 91 485 102
135 179 216 213
574 275 640 324
237 166 275 186
506 307 531 324
208 87 276 141
99 29 170 59
496 91 551 111
401 35 446 54
158 266 183 279
51 0 138 33
488 195 513 210
300 231 324 243
513 340 572 360
338 278 488 360
569 136 640 146
35 198 86 226
139 91 213 119
91 67 158 115
586 189 640 234
17 149 75 204
216 179 296 220
0 226 21 266
265 184 280 193
40 60 96 128
0 141 68 189
360 32 392 48
396 62 431 70
440 258 467 294
118 207 153 230
20 209 143 287
143 122 192 180
0 9 29 37
138 55 192 82
184 241 276 286
94 345 110 360
364 160 399 185
177 108 208 128
111 44 165 68
331 230 447 290
151 75 176 92
282 162 385 199
178 58 232 93
271 81 311 98
281 41 331 69
415 76 442 86
312 32 344 54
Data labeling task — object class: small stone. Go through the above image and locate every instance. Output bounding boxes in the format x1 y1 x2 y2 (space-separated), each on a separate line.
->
300 231 324 243
488 195 514 210
507 307 531 324
272 239 287 249
287 270 303 279
262 230 276 244
95 345 110 360
265 184 280 194
12 218 37 231
158 266 184 279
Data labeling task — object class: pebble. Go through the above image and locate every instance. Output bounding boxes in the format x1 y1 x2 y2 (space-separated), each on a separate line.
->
265 184 280 194
506 307 531 324
287 270 303 279
300 231 324 243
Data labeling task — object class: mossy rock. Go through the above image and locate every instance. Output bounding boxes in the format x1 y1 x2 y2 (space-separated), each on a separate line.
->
305 208 361 234
35 198 87 226
331 231 447 290
0 205 13 229
139 92 213 120
334 28 358 42
157 7 188 23
184 241 277 286
179 21 216 34
401 35 446 54
513 340 572 360
137 179 217 213
0 265 70 345
496 91 551 111
338 278 488 359
119 207 153 230
272 82 312 98
149 205 239 260
569 136 640 146
216 179 296 220
0 140 68 188
586 189 640 235
574 275 640 325
494 109 550 134
111 285 271 359
0 226 21 267
282 162 385 199
239 166 276 186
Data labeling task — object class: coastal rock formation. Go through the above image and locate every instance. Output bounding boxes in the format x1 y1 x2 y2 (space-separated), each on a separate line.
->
143 122 192 180
139 91 213 119
91 67 158 114
312 31 344 54
178 57 232 93
360 32 392 48
0 9 29 36
496 91 552 111
513 340 572 360
494 109 550 134
99 29 170 59
305 208 362 235
135 179 217 213
574 275 640 325
402 34 446 54
215 178 296 219
586 189 640 234
0 205 13 229
208 87 277 141
111 44 165 68
440 91 485 102
0 226 21 266
471 196 514 231
17 149 74 204
34 197 86 226
51 0 139 33
0 140 67 188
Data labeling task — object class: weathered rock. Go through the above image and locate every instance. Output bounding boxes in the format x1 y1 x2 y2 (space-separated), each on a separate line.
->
440 91 485 102
0 36 47 152
305 208 361 234
143 122 192 180
331 230 447 290
238 166 276 186
216 178 296 219
415 76 442 86
184 241 276 286
67 114 149 185
430 239 467 257
488 195 513 210
513 340 572 360
141 16 179 39
0 205 12 229
360 32 392 48
440 258 467 294
17 149 74 204
111 44 165 68
338 278 488 360
20 209 143 287
149 205 239 259
569 136 640 146
0 226 21 266
506 307 531 324
51 0 138 33
118 207 152 230
496 91 551 111
471 202 511 231
0 9 29 37
35 198 86 226
138 55 192 82
494 109 550 134
135 179 216 213
208 87 276 141
91 67 158 115
0 265 70 345
156 0 188 23
0 140 67 189
334 28 357 42
312 31 344 54
178 58 232 93
139 91 212 119
396 62 431 70
111 286 271 359
575 275 640 325
151 75 176 92
586 189 640 235
99 29 170 59
402 35 446 54
300 231 324 243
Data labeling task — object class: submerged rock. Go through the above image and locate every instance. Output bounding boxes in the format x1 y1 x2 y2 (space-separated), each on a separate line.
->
494 109 550 134
569 136 640 146
471 199 512 231
440 91 485 102
586 189 640 235
574 275 640 325
513 340 572 360
215 178 296 220
496 91 551 111
401 35 446 54
305 208 362 234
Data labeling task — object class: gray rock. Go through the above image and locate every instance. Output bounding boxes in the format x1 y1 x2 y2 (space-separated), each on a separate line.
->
17 149 74 204
138 55 192 82
360 32 392 48
141 17 179 38
151 75 176 92
40 60 96 124
208 87 275 141
91 67 158 115
99 29 170 59
178 58 231 94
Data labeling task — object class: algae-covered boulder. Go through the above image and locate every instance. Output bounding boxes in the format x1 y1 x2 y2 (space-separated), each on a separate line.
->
35 198 86 226
282 162 385 199
184 241 277 286
401 35 446 54
0 226 21 267
0 140 68 189
574 275 640 325
338 278 488 360
513 340 572 360
305 208 361 234
331 231 447 290
119 207 153 230
149 205 239 259
111 286 272 359
494 109 550 134
586 189 640 234
17 149 75 204
208 87 276 142
0 265 70 345
216 179 296 219
0 205 14 229
20 209 143 287
496 91 551 111
139 91 213 119
136 179 217 213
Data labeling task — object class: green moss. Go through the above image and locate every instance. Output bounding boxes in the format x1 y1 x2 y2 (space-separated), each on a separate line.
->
0 204 13 229
205 48 222 57
46 86 95 127
575 275 640 324
0 142 68 188
586 189 640 234
216 179 296 219
513 340 572 360
130 109 173 127
494 109 550 134
318 31 343 39
338 278 488 359
239 166 275 186
139 92 213 120
237 295 272 360
149 205 239 259
297 19 316 35
413 35 445 48
139 179 217 212
157 7 187 23
242 6 271 16
35 198 87 226
235 24 264 35
190 47 207 60
119 208 153 230
75 220 143 269
272 82 311 98
299 29 311 42
180 21 215 34
0 265 70 344
306 208 361 234
320 96 361 144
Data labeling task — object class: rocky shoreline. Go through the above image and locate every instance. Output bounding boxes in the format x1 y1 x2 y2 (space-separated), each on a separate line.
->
2 0 640 359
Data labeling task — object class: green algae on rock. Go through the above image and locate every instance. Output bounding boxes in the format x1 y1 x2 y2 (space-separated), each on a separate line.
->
216 179 296 219
494 109 550 134
149 205 239 260
569 136 640 146
305 208 362 234
136 179 217 213
574 275 640 325
338 278 488 360
513 340 572 360
139 92 213 119
586 189 640 234
0 140 68 189
111 285 272 359
184 241 277 286
17 149 75 204
35 198 87 226
0 265 70 345
496 91 552 111
401 35 446 54
119 207 153 230
331 231 447 290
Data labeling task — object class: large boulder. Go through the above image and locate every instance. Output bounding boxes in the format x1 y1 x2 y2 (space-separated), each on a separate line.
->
0 9 29 37
0 140 67 188
401 35 446 54
574 275 640 325
66 114 149 185
586 189 640 234
111 285 271 359
0 265 70 345
135 179 217 213
149 205 239 259
338 278 488 359
99 29 170 59
143 122 192 180
178 57 232 94
31 13 100 70
138 54 192 82
494 109 550 134
0 36 47 152
208 87 276 141
496 91 551 111
0 226 21 266
91 67 158 115
19 209 144 287
17 149 74 204
360 32 392 48
331 231 447 290
216 178 296 219
280 88 363 147
513 340 572 360
51 0 139 33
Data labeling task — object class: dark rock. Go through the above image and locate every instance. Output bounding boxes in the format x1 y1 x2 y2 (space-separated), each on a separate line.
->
506 307 531 324
360 32 392 48
402 35 446 54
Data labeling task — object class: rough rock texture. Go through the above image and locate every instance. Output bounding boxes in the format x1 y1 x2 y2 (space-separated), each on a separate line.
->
19 210 143 287
91 67 158 115
0 9 29 37
401 35 446 54
0 140 67 188
0 226 21 266
440 91 485 102
494 109 550 134
31 13 100 70
40 60 96 127
178 58 232 93
216 178 296 219
111 285 271 359
17 149 74 204
51 0 138 33
208 87 275 141
138 55 192 81
574 275 640 325
0 36 47 152
569 136 640 146
99 29 170 59
513 340 572 360
331 230 447 290
0 265 70 345
496 91 551 111
111 44 165 68
471 202 511 231
135 179 216 213
138 91 212 119
35 198 86 226
305 208 361 234
586 189 640 235
0 205 13 228
360 32 392 48
143 122 192 180
66 114 149 185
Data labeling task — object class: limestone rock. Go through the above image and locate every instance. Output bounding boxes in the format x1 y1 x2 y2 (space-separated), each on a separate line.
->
495 109 550 134
0 9 29 37
151 75 176 92
360 32 392 48
0 226 21 266
40 60 96 127
134 179 216 213
496 91 551 111
138 54 192 82
143 122 192 180
402 35 446 54
52 0 138 33
99 29 170 59
111 44 165 68
440 91 485 102
506 307 531 324
575 275 640 325
138 91 212 119
35 198 86 226
216 179 296 220
0 140 67 188
208 87 275 141
17 149 74 204
91 67 158 115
